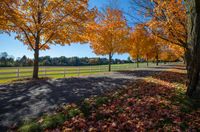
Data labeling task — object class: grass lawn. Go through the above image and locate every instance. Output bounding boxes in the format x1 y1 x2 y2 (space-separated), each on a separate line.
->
16 64 200 132
0 62 157 84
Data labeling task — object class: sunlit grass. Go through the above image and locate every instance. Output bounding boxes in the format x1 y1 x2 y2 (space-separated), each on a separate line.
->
0 62 160 84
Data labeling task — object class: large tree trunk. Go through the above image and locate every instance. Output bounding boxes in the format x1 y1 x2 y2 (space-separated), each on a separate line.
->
186 0 200 99
108 53 112 72
183 48 188 65
33 49 39 79
33 33 40 79
184 49 192 71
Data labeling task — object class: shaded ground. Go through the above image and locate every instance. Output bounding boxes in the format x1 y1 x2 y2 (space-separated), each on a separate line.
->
49 64 199 131
0 64 186 131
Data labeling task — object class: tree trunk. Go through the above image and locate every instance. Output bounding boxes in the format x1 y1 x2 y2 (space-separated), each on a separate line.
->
33 49 39 79
186 0 200 99
184 49 192 72
33 32 40 79
183 57 186 64
108 53 112 72
182 50 187 65
156 53 159 66
146 54 149 67
136 54 139 68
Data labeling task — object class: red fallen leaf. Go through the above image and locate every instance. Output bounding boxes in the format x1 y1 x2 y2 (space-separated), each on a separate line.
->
62 127 73 132
127 98 136 103
136 121 144 128
118 113 128 122
127 89 133 95
110 104 115 110
125 106 131 112
102 125 107 129
111 122 117 128
173 117 182 124
89 127 97 132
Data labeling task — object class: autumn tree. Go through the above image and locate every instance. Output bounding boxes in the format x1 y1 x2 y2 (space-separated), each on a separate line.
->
87 8 129 71
128 25 157 67
185 0 200 99
1 0 95 79
129 0 188 63
128 25 145 68
141 35 157 66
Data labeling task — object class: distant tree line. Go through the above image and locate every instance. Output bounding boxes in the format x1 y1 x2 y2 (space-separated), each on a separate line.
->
0 52 132 67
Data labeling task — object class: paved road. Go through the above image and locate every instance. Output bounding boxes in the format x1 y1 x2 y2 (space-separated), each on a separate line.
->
0 65 182 131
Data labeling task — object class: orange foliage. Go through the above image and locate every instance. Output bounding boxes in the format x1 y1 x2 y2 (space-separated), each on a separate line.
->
130 0 186 61
87 8 130 57
0 1 10 31
1 0 96 50
1 0 96 78
147 0 187 48
128 24 184 62
147 0 186 60
128 25 156 61
159 42 184 62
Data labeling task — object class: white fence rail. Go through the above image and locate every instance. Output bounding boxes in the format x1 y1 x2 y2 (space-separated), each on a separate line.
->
0 64 139 80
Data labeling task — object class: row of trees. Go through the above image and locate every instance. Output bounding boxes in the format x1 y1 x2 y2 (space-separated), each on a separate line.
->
0 0 180 76
127 0 200 98
128 25 184 67
0 51 178 67
0 52 133 67
86 8 183 71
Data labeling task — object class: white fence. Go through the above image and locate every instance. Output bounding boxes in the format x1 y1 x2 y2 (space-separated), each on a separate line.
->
0 63 140 80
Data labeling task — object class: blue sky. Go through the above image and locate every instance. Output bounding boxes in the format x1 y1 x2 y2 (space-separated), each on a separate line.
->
0 0 132 60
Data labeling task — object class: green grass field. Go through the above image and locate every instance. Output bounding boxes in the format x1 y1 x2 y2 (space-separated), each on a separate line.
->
0 62 158 84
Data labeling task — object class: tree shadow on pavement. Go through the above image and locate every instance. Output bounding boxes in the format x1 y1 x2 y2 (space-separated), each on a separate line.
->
0 77 134 131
